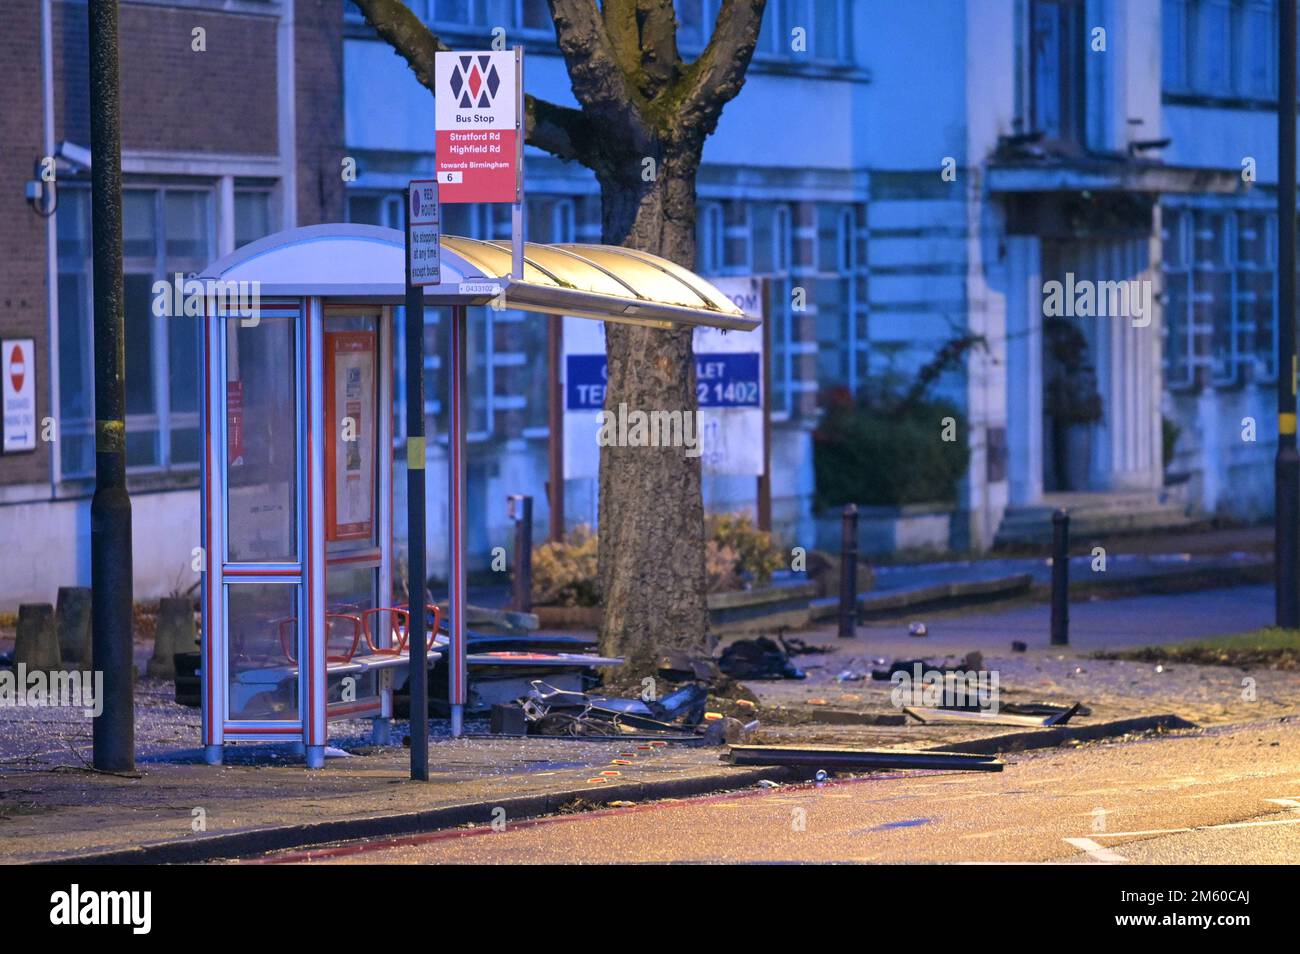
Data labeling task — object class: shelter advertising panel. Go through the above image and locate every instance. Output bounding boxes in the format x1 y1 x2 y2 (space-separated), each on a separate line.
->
324 331 377 542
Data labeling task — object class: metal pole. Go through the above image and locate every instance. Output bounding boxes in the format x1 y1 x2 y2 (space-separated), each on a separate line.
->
404 188 429 781
838 503 858 639
548 318 564 543
757 278 772 533
512 494 533 613
448 305 468 736
1050 508 1070 646
510 45 525 281
1278 0 1299 629
88 0 133 773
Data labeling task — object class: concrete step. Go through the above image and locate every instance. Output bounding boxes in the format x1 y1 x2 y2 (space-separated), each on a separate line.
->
995 494 1196 547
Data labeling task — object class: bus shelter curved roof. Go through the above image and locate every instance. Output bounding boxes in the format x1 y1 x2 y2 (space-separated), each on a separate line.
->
199 224 756 332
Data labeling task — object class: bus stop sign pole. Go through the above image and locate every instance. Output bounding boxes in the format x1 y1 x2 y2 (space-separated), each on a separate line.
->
448 305 468 736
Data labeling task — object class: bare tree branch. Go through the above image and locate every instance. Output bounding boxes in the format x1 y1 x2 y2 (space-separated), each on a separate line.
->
352 0 596 164
674 0 766 146
600 0 642 80
632 0 681 98
548 0 654 148
602 0 681 101
352 0 449 90
527 95 596 165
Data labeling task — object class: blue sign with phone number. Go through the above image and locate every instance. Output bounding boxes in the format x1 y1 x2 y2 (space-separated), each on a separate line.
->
567 353 760 410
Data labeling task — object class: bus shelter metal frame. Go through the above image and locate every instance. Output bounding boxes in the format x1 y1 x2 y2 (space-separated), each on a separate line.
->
196 225 757 769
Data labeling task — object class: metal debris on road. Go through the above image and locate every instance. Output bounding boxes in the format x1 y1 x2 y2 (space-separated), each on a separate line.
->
724 744 1005 772
904 701 1082 727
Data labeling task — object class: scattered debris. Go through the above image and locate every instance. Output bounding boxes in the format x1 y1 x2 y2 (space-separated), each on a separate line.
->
836 669 865 682
780 635 834 655
718 635 806 680
1002 701 1092 718
756 779 781 788
700 716 757 745
871 652 984 681
799 709 907 727
512 679 735 743
656 651 721 683
489 702 528 736
908 621 928 637
814 769 829 782
904 701 1082 727
724 744 1005 772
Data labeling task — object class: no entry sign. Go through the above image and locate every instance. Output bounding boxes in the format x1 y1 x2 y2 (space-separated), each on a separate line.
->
1 338 36 454
435 51 519 204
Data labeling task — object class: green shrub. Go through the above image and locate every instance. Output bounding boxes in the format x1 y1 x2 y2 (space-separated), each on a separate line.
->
530 512 785 604
531 526 601 607
813 386 970 509
706 511 783 589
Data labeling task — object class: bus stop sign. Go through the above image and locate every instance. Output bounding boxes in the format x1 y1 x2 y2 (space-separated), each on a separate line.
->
435 51 519 204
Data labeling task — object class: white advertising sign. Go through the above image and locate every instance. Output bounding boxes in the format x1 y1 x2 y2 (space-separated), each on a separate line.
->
694 276 764 476
1 339 36 454
560 276 765 479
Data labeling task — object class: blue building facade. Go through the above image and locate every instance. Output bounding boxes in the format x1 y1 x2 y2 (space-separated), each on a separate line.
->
0 0 1288 606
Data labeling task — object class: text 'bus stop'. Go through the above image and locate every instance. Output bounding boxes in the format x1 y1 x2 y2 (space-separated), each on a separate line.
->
196 223 758 768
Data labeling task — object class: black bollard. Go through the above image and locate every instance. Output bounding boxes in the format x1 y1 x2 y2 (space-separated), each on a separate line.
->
508 494 533 613
838 503 859 639
1051 508 1070 646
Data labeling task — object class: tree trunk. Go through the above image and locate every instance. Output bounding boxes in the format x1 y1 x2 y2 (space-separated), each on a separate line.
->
596 153 709 677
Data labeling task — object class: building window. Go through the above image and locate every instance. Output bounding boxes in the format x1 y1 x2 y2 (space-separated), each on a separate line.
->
1162 202 1277 389
1164 0 1190 90
1029 0 1085 145
1165 0 1277 99
57 185 215 479
346 192 403 229
234 189 273 249
752 0 854 64
811 203 867 393
518 0 551 31
697 202 725 275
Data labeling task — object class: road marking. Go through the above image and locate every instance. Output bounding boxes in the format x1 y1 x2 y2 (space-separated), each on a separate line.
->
1063 837 1128 863
1266 797 1300 810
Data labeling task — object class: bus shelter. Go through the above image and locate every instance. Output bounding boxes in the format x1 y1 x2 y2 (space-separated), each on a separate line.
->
195 223 757 768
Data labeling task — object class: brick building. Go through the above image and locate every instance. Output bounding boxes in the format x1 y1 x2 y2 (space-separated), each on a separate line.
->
0 0 344 608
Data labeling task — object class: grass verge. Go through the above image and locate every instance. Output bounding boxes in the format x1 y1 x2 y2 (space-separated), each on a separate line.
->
1092 628 1300 670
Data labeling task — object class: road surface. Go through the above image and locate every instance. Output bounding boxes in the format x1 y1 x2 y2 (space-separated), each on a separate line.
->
259 717 1300 864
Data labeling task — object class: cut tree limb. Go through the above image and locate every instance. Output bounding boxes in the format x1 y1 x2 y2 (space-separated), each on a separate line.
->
352 0 597 165
672 0 766 146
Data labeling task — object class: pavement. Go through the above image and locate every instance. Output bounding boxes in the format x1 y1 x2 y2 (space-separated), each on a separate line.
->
0 580 1294 864
256 716 1300 864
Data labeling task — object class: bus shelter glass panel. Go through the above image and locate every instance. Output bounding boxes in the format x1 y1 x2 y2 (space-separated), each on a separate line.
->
323 313 382 704
225 315 297 563
227 583 300 721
